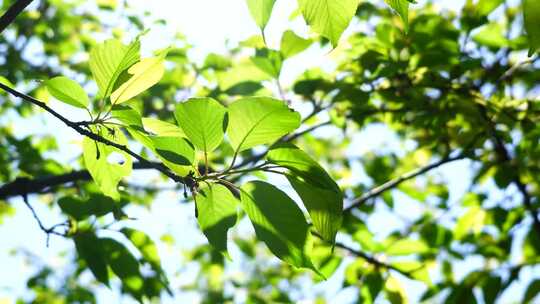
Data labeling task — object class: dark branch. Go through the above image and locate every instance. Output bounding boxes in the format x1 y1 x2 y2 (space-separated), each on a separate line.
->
22 194 68 246
311 231 415 278
476 103 540 236
0 82 185 184
343 154 467 213
0 162 163 200
0 0 34 34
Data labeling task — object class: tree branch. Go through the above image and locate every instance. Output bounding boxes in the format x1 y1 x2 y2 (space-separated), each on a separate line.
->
311 231 416 278
0 0 34 34
0 162 163 200
343 154 467 213
0 82 185 184
22 194 68 246
476 103 540 236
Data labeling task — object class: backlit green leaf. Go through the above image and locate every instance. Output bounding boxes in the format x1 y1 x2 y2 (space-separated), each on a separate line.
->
246 0 276 31
385 239 430 256
240 181 315 269
523 0 540 54
195 184 238 256
149 136 195 176
297 0 360 47
110 57 165 104
267 143 342 243
89 39 140 98
385 0 410 32
112 105 143 128
83 126 132 200
142 117 185 137
74 232 109 285
280 30 313 58
101 238 144 300
174 97 227 153
227 97 301 152
58 194 116 221
44 76 89 109
524 279 540 303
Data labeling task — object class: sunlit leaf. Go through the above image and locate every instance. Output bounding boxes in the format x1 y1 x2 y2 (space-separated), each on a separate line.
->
523 0 540 54
240 181 315 269
297 0 360 47
142 117 185 137
82 126 132 200
385 239 430 256
280 30 313 58
111 57 165 104
149 136 195 176
246 0 276 32
101 238 144 300
227 97 301 152
267 143 342 243
174 97 227 153
195 183 238 256
89 39 140 98
44 76 89 109
385 0 410 33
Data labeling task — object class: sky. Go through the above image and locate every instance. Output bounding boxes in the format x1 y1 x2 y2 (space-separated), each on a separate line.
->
1 0 538 303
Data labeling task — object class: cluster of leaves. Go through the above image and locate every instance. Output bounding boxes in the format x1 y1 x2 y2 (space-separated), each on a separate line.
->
1 0 540 303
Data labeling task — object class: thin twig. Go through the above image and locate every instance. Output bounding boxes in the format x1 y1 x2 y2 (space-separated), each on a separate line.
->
22 194 67 246
343 153 468 213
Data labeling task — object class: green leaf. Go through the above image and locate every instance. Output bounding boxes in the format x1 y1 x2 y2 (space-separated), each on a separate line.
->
523 0 540 54
0 76 14 89
385 275 408 304
89 39 140 98
454 206 486 240
120 228 168 288
227 97 301 152
240 181 314 269
110 57 165 104
477 0 504 15
195 184 238 256
280 30 313 58
473 23 508 48
174 97 227 153
58 194 116 221
246 0 276 31
297 0 360 47
112 105 143 128
385 0 410 33
44 76 89 109
149 136 195 176
216 59 272 91
287 177 343 243
385 239 430 256
524 279 540 303
523 227 540 261
74 232 109 286
482 275 502 304
142 117 185 137
267 143 342 242
82 126 132 200
251 48 283 78
101 238 144 300
392 261 431 285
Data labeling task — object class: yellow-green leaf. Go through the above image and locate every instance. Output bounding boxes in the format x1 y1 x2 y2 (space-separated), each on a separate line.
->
111 57 165 104
297 0 360 47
